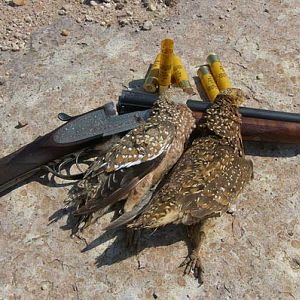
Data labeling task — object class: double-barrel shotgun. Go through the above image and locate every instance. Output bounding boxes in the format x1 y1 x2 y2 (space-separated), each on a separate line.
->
0 90 299 194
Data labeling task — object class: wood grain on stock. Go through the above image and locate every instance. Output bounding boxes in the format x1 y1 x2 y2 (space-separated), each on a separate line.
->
192 111 300 144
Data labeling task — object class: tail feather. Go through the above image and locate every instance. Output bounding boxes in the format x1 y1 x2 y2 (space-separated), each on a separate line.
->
104 193 153 231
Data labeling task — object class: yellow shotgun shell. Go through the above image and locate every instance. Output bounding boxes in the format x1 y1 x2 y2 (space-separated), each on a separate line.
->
197 65 220 102
158 39 174 93
207 53 231 91
172 55 193 95
143 54 161 93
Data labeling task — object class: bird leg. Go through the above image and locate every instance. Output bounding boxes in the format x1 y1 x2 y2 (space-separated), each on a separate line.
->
180 221 206 284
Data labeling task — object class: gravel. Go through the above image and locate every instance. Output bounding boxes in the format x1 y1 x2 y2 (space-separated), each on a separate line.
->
0 0 176 52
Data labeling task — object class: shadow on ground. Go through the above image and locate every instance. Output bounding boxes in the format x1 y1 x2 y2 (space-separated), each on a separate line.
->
45 140 300 269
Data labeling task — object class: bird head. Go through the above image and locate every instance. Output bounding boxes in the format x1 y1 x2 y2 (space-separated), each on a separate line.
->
156 87 190 107
217 88 245 107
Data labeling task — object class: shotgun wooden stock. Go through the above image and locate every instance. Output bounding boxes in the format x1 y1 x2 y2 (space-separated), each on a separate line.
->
192 111 300 144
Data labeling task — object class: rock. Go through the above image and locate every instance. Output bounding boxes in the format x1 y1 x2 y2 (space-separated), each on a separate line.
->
115 3 124 10
85 15 93 22
147 2 156 11
12 0 27 6
24 16 32 23
15 121 28 129
11 43 20 51
164 0 176 7
14 32 22 39
61 29 70 36
103 3 111 8
119 19 129 27
58 10 66 16
0 45 9 51
90 0 98 6
62 4 71 11
141 20 153 30
143 0 156 11
40 283 48 290
256 73 264 80
19 73 25 78
0 77 6 85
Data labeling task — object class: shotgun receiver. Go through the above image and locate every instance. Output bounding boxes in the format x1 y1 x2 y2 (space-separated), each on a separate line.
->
0 102 150 194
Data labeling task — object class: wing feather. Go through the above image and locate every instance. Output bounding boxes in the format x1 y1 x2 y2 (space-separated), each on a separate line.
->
74 155 164 215
87 120 175 176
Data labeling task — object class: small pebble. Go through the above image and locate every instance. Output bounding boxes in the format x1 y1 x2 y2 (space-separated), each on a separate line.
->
85 15 93 22
115 3 124 9
11 44 20 51
62 4 71 11
288 93 294 97
90 0 98 6
19 73 25 78
61 29 69 36
119 19 129 27
256 73 264 80
12 0 26 6
58 10 66 16
227 205 236 214
24 16 32 23
142 20 153 30
15 121 28 129
0 77 6 85
41 283 48 291
103 2 111 8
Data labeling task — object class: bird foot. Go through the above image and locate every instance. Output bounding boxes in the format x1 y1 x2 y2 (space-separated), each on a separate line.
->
180 251 203 285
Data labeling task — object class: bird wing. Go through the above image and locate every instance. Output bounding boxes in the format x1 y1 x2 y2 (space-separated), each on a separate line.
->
74 155 164 215
85 119 175 177
181 155 253 225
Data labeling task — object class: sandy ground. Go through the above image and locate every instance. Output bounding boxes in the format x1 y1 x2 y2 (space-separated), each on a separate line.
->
0 0 300 299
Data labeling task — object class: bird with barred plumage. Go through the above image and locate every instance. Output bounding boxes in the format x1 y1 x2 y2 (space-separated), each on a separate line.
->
107 88 253 283
70 88 196 231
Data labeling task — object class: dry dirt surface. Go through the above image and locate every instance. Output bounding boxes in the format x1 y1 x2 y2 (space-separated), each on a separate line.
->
0 0 300 299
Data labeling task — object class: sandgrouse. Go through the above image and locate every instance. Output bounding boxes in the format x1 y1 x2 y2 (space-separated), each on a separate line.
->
113 88 253 283
72 88 196 229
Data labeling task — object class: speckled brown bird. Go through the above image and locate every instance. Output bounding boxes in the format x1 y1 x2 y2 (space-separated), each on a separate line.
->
118 88 253 283
72 88 196 229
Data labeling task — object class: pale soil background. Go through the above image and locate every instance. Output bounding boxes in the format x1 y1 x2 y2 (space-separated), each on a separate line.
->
0 0 299 299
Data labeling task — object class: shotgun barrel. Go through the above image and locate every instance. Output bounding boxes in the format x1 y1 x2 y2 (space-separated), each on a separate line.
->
118 90 300 144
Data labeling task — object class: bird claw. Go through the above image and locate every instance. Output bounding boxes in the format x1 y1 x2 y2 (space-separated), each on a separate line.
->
180 252 203 285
